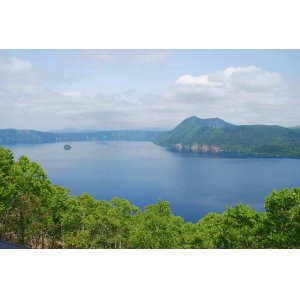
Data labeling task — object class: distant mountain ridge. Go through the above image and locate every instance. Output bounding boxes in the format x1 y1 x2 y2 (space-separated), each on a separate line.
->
0 129 57 144
156 116 300 158
0 129 161 145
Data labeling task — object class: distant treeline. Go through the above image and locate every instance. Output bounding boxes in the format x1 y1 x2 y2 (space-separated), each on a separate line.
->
0 145 299 249
0 129 161 144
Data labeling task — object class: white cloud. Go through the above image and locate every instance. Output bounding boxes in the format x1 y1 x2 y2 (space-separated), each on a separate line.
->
175 66 283 93
213 65 283 92
0 56 32 76
165 66 298 126
176 74 210 85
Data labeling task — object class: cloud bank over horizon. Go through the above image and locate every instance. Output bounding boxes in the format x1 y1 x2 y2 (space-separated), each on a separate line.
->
0 50 299 131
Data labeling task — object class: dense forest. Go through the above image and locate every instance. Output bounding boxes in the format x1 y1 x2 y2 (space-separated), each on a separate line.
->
0 145 299 249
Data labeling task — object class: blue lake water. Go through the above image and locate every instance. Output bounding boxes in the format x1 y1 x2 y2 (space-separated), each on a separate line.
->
7 141 300 222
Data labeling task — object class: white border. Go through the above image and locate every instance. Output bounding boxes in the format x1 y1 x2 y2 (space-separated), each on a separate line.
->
0 250 299 300
0 0 300 49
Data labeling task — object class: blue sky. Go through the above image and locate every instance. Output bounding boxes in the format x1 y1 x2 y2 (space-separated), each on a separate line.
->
0 50 299 130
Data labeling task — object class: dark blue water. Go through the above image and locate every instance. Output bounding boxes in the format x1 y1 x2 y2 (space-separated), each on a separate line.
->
7 141 300 222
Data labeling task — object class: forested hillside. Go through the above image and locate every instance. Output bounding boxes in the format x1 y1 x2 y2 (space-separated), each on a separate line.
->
156 116 300 157
292 126 300 132
0 129 161 144
0 129 57 144
0 145 299 249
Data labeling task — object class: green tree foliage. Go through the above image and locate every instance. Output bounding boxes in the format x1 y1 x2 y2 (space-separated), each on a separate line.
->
0 145 299 249
197 213 224 248
263 188 300 248
11 156 52 246
0 147 15 239
221 203 265 248
197 204 271 249
128 200 185 249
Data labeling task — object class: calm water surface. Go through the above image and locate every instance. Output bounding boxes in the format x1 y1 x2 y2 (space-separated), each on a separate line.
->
8 141 300 222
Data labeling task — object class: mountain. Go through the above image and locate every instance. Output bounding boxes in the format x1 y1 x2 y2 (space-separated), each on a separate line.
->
156 116 300 158
0 129 161 145
55 130 161 142
177 116 234 129
0 129 57 144
291 126 300 132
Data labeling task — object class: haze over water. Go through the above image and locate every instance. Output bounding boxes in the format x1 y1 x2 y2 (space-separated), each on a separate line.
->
8 141 300 222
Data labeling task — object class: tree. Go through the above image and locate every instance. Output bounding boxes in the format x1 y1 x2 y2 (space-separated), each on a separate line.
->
110 197 140 249
197 213 224 248
221 203 265 248
182 222 204 249
263 188 300 248
0 147 15 241
128 200 185 249
197 204 264 249
46 185 73 248
10 156 53 247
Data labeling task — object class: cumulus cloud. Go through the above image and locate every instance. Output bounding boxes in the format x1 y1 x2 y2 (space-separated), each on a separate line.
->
173 66 283 94
166 66 297 126
0 56 36 83
0 56 32 75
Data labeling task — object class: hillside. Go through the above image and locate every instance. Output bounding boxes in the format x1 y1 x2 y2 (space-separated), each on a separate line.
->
0 129 161 144
0 129 57 144
56 130 161 142
292 126 300 132
156 117 300 158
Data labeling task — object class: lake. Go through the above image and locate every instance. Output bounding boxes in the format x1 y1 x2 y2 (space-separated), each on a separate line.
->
7 141 300 222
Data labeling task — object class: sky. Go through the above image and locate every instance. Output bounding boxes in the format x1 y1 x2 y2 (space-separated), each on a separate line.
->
0 49 300 131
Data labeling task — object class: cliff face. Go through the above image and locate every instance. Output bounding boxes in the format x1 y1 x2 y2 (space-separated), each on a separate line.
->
177 142 224 153
191 143 223 153
191 143 199 152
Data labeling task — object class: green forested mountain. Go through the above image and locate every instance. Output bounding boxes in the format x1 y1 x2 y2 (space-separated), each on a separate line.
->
0 145 299 249
156 116 300 157
0 129 161 144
